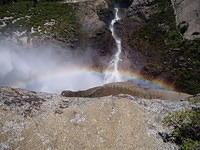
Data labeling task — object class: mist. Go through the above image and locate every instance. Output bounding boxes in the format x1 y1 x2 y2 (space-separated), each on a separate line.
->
0 39 104 93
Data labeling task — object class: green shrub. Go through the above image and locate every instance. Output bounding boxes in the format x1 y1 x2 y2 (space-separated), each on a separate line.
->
178 21 189 35
163 109 200 149
181 139 200 150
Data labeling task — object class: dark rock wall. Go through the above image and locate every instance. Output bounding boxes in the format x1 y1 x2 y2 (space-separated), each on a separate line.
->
110 0 134 8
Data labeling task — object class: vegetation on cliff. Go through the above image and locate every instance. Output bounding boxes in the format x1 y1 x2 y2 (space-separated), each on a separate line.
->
127 0 200 94
0 1 80 43
161 95 200 149
163 106 200 150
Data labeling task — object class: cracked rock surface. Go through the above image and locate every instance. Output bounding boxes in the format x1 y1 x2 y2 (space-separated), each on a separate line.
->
0 86 193 150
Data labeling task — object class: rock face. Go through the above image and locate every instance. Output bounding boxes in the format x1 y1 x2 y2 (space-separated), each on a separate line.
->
171 0 200 39
129 0 200 39
75 0 108 32
73 0 115 68
0 0 114 54
0 85 193 150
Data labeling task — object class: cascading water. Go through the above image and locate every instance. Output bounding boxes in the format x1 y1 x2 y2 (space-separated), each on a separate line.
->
104 8 123 84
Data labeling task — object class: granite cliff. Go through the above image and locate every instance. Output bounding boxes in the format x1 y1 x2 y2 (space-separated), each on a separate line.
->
0 1 200 149
171 0 200 39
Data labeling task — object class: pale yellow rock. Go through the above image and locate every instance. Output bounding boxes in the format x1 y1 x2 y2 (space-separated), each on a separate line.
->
1 86 187 150
0 95 176 150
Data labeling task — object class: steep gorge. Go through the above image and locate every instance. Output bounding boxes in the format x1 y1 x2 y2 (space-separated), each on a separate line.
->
0 1 200 149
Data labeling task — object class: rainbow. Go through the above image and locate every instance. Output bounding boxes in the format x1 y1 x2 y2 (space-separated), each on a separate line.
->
10 66 176 91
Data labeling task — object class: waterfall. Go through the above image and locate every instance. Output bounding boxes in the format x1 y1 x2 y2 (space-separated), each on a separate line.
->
104 8 123 84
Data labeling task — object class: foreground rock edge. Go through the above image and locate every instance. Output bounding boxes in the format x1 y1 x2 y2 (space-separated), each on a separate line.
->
0 85 195 150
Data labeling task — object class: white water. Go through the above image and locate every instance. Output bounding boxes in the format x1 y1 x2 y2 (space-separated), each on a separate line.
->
104 8 123 84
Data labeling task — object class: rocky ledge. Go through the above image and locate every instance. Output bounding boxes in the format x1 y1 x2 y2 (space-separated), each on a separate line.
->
62 82 190 100
0 83 196 150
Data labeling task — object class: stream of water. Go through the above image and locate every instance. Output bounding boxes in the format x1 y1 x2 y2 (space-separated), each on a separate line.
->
104 8 123 84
